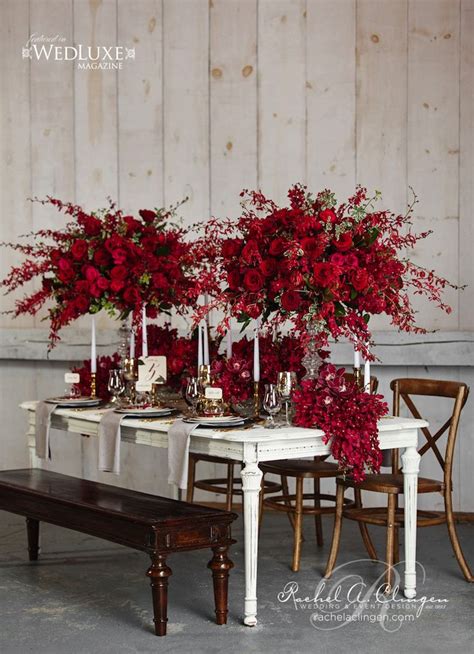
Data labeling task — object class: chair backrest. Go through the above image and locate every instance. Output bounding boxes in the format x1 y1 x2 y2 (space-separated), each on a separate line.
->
390 378 469 481
344 372 379 394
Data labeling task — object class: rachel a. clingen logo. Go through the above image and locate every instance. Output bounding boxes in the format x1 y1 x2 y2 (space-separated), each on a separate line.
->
277 560 449 633
22 34 135 70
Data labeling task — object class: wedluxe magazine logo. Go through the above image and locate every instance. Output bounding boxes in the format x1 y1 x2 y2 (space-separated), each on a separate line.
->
22 33 135 70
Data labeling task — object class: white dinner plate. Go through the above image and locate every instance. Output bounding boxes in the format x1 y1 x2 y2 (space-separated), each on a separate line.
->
185 415 243 424
115 407 173 417
45 397 101 408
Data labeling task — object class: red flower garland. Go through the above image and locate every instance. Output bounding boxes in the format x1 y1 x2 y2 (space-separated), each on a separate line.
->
293 364 388 481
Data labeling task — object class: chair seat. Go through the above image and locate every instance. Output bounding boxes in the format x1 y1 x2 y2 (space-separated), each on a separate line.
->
261 459 340 479
337 473 444 494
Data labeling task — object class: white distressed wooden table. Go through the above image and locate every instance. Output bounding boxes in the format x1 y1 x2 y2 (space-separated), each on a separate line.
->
21 402 427 626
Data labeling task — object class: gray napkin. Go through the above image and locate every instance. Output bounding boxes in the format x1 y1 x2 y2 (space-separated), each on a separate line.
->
35 401 57 459
167 420 198 489
98 410 126 474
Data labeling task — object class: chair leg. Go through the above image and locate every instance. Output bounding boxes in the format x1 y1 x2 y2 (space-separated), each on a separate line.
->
291 478 304 572
313 477 324 547
445 489 473 582
324 483 344 578
26 518 40 561
208 544 234 625
385 494 396 592
281 475 296 531
186 456 196 503
225 463 234 512
147 553 172 636
354 488 378 561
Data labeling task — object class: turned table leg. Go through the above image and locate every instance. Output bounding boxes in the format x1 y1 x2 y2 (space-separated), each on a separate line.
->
208 544 234 625
402 444 421 599
26 518 40 561
147 554 172 636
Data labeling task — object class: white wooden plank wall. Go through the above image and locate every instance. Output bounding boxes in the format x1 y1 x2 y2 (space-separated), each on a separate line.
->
0 0 473 509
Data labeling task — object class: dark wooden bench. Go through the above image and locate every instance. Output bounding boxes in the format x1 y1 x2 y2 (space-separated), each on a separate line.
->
0 469 237 636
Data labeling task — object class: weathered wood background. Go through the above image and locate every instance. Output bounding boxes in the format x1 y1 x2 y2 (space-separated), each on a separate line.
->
1 0 473 511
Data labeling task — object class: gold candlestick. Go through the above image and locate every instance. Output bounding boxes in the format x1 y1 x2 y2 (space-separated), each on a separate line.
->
253 381 260 417
353 366 363 389
90 372 97 398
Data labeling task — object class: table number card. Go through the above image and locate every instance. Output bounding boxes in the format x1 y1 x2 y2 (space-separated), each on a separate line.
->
64 372 80 384
138 356 167 384
205 387 223 400
135 380 153 392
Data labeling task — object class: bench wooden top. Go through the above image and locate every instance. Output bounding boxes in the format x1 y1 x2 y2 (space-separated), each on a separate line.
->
0 469 236 527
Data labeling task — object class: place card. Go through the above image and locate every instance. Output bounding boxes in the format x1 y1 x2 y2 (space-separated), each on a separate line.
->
205 387 223 400
64 372 80 384
135 380 152 392
138 356 167 384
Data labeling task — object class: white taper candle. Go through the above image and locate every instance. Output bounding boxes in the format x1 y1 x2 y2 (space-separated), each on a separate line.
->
253 324 260 382
203 321 210 365
364 356 371 393
354 346 361 369
198 323 203 368
129 329 135 359
90 314 97 373
142 304 148 358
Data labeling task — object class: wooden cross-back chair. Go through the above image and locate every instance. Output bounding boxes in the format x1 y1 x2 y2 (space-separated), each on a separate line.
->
325 378 472 589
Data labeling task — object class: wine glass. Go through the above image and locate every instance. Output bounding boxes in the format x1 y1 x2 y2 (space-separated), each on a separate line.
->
107 369 125 405
263 383 281 429
185 377 200 417
277 371 297 426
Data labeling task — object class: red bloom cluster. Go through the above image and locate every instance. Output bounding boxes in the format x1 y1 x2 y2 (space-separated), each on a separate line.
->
72 353 121 401
211 333 307 403
203 185 456 358
293 364 388 481
1 198 205 346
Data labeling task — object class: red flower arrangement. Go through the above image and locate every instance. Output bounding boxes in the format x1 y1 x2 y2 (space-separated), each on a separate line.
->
293 364 388 481
72 353 121 401
1 198 206 346
201 185 457 358
211 332 308 404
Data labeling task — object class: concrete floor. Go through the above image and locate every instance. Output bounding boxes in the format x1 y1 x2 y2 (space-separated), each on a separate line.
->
0 509 472 654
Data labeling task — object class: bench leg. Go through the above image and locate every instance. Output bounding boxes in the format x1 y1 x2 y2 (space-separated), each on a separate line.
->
26 518 40 561
207 544 234 625
147 554 172 636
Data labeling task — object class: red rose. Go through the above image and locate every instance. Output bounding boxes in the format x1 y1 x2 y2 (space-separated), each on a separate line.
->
104 234 123 253
246 304 262 319
320 209 338 224
110 265 128 280
112 248 127 264
93 248 110 266
351 268 370 292
313 262 339 287
227 270 241 290
243 269 264 292
222 238 242 258
96 276 109 291
84 265 100 282
74 296 90 314
139 209 156 223
78 213 101 236
241 240 260 263
333 232 353 251
281 290 301 311
57 258 75 282
123 286 141 305
269 238 287 256
71 239 89 261
110 279 125 292
152 272 169 289
300 236 327 259
75 280 89 293
260 258 277 277
329 252 346 266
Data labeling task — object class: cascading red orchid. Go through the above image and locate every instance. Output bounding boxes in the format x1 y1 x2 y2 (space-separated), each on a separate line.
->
202 185 457 359
293 364 388 481
1 198 207 346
